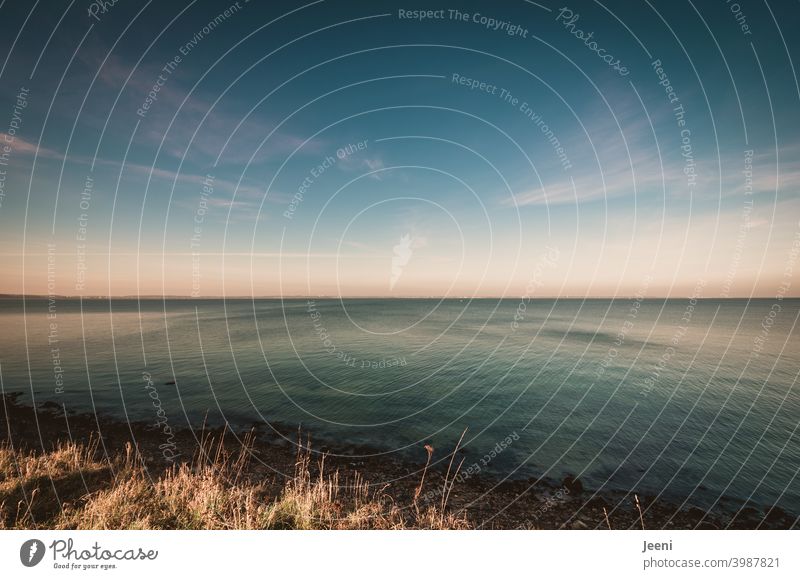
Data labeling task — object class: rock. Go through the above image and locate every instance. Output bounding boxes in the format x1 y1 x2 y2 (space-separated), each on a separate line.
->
38 401 63 415
728 506 761 529
586 496 608 508
737 506 760 519
571 519 589 530
562 475 583 494
686 507 706 520
763 506 789 526
696 521 719 530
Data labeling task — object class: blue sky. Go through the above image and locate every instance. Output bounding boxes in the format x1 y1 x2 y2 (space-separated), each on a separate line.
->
0 0 798 297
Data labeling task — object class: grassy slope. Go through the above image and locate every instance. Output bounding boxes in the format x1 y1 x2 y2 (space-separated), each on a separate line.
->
0 434 468 530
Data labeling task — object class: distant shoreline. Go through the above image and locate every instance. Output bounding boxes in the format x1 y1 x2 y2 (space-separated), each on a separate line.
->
3 295 798 301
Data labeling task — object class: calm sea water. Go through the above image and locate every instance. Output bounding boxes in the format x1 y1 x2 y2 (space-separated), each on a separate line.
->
1 297 798 514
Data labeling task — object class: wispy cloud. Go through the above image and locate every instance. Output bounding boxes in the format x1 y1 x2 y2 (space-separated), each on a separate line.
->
1 133 65 161
79 51 325 166
501 105 800 207
336 151 387 180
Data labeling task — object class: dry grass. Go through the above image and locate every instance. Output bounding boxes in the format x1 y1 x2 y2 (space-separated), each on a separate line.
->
0 434 469 530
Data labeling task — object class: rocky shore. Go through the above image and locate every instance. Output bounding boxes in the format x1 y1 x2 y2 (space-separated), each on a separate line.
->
1 392 794 530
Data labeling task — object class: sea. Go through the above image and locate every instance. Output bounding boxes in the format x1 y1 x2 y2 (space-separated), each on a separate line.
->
1 297 798 515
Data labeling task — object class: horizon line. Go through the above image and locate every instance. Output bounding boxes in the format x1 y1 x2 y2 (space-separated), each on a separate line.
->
1 293 797 301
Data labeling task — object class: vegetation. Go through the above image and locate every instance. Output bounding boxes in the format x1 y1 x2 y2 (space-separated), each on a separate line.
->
0 434 469 530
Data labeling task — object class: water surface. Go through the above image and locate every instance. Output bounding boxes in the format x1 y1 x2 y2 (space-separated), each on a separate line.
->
1 297 798 514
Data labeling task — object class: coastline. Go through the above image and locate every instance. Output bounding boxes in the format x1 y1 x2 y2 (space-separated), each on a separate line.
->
1 393 794 530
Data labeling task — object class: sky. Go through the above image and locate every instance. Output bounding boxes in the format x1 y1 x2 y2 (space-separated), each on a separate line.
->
0 0 798 298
